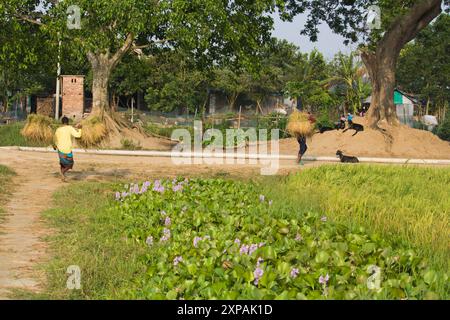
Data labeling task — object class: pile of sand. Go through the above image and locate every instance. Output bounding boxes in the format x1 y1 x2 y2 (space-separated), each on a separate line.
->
74 127 176 151
278 116 450 159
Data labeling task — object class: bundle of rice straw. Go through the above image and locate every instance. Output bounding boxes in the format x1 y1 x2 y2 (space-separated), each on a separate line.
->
286 111 315 137
78 116 107 147
21 114 54 144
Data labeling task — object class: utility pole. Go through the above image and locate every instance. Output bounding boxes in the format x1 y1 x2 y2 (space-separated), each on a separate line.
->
55 36 62 120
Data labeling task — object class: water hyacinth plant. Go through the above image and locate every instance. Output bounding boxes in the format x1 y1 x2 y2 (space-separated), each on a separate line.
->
114 178 448 300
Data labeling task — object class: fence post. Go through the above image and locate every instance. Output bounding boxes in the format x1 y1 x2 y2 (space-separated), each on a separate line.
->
238 105 242 129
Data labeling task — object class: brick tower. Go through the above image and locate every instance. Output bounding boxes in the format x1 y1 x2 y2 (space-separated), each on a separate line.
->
61 75 85 120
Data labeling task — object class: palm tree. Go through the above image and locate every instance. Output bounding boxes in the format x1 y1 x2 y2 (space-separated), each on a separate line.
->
328 52 371 114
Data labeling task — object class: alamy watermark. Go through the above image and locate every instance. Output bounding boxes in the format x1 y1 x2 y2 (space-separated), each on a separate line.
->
66 265 81 290
170 121 281 176
366 5 381 30
367 265 382 291
67 5 81 30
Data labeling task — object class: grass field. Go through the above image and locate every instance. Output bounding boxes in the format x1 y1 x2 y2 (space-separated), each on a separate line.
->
261 165 450 270
0 122 47 147
0 165 15 221
24 165 449 300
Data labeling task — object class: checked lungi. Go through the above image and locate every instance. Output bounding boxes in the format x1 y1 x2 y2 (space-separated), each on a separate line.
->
58 151 74 169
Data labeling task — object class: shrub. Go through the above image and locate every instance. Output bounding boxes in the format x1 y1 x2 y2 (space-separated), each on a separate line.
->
435 117 450 141
120 138 142 150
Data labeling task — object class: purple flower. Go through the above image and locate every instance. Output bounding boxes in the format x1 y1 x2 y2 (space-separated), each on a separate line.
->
153 185 165 193
160 228 171 242
133 184 140 194
259 195 265 202
258 242 265 248
295 234 303 241
193 236 202 248
121 191 128 198
115 192 121 201
164 216 171 226
321 216 327 222
239 244 249 255
249 244 258 255
319 274 330 285
172 184 183 192
234 238 241 245
145 236 153 247
254 267 264 285
290 268 299 279
173 256 183 266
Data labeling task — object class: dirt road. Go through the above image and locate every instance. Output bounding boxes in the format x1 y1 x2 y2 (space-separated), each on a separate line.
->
0 149 306 299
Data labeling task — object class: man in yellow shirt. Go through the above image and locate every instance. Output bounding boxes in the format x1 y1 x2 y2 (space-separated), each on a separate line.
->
53 116 82 181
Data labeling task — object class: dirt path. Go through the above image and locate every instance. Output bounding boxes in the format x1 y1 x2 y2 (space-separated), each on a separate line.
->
0 149 307 299
0 159 61 299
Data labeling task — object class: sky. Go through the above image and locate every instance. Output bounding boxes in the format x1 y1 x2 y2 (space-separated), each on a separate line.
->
271 13 356 60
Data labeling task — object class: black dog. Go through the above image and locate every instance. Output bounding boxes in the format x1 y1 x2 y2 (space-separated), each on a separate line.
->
343 122 364 136
336 150 359 163
318 125 335 134
317 122 344 134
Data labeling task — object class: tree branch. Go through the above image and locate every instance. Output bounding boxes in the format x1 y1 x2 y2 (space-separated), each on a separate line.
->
111 33 135 66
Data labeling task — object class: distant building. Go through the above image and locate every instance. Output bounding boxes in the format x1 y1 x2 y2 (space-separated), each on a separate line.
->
61 75 85 120
363 89 418 127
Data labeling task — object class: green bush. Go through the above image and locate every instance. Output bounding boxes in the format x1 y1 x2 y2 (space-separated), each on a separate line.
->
112 178 447 300
120 139 142 150
315 113 335 130
435 117 450 141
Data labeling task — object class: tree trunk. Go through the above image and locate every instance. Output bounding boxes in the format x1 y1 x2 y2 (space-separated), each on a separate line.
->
361 0 442 129
362 51 399 128
91 62 112 115
86 33 135 117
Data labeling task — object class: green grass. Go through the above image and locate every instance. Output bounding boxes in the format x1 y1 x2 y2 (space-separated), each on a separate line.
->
0 122 47 147
0 165 15 221
261 165 450 270
24 182 147 299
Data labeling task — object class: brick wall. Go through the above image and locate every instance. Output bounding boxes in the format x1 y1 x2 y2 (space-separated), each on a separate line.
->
62 76 84 120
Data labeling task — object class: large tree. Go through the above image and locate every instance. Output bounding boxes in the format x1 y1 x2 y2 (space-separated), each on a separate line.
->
279 0 448 129
397 14 450 119
0 1 55 113
4 0 278 121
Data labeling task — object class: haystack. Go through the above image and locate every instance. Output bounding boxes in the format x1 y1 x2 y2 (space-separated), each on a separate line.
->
286 111 315 137
21 114 54 144
78 115 107 147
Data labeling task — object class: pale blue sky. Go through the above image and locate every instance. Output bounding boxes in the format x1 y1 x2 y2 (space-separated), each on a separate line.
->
271 13 355 60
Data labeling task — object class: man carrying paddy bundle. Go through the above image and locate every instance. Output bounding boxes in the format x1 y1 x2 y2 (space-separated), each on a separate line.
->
287 110 315 166
53 116 82 182
296 134 308 165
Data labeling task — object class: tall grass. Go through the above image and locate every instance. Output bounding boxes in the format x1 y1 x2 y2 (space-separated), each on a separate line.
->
261 165 450 269
0 123 32 146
